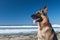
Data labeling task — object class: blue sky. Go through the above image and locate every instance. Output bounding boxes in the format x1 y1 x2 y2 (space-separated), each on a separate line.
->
0 0 60 25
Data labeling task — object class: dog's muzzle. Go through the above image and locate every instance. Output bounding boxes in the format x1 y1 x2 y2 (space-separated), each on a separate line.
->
31 13 43 23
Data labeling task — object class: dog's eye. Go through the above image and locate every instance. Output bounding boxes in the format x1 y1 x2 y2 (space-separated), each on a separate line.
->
36 13 41 17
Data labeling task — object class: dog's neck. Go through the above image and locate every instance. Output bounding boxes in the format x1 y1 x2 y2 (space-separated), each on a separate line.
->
38 22 41 30
38 22 49 30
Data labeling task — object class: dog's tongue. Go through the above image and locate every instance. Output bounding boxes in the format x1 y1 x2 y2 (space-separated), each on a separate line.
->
33 20 37 24
33 18 40 24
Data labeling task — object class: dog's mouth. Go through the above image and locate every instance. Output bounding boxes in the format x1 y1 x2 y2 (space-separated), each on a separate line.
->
33 18 40 24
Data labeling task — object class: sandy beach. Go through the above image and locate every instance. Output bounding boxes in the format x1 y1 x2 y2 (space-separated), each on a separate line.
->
0 32 59 40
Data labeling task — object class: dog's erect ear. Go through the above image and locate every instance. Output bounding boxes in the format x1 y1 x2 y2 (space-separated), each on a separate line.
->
43 6 48 14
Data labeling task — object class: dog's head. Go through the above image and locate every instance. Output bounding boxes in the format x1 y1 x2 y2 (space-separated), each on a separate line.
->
31 6 48 23
31 12 43 23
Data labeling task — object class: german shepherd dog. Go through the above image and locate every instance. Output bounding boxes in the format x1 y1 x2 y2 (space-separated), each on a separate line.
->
31 6 58 40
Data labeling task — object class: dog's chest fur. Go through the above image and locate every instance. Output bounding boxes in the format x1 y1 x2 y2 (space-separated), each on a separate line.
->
37 26 52 40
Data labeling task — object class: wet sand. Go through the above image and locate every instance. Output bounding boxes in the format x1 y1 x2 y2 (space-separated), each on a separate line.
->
0 32 60 40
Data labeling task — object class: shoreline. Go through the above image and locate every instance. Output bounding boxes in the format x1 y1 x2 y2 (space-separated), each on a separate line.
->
0 32 59 40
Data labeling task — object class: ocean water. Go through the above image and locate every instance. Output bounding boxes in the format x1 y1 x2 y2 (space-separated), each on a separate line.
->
0 26 60 35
